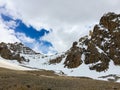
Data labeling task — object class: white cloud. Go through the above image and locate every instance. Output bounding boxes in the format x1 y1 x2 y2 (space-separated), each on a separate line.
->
0 0 20 19
0 18 20 43
0 7 20 43
0 0 120 52
41 23 92 52
4 20 18 29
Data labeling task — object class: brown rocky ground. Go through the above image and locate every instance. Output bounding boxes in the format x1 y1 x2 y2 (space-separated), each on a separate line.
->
0 68 120 90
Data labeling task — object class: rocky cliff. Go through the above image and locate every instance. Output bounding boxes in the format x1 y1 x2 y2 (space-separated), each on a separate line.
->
50 12 120 72
0 42 39 63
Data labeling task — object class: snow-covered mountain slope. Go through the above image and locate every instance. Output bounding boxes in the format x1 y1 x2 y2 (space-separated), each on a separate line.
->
6 53 120 82
0 12 120 82
0 57 30 70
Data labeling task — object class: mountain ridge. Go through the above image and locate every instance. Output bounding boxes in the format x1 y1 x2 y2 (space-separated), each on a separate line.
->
0 12 120 82
49 12 120 72
0 42 40 63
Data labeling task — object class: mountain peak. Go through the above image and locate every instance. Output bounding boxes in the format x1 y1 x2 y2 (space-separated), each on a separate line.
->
49 12 120 72
100 12 120 32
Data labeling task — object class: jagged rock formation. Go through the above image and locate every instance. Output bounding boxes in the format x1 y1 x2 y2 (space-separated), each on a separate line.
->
49 55 65 64
0 42 39 63
8 42 38 55
50 12 120 72
86 12 120 72
64 41 83 68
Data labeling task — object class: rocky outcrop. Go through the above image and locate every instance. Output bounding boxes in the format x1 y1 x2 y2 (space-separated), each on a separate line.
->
64 42 83 68
100 12 120 31
8 42 39 55
50 12 120 72
0 42 39 63
83 12 120 72
49 55 65 64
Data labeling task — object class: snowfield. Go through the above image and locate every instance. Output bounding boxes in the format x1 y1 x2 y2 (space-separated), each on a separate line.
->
0 53 120 82
0 57 31 70
2 53 119 83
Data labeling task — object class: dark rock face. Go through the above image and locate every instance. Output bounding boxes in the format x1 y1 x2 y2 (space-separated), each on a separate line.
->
84 12 120 71
49 55 65 64
100 12 120 31
50 12 120 72
8 42 38 55
0 42 38 63
64 42 83 68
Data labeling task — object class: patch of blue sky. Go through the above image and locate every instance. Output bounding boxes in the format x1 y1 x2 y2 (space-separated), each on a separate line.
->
1 14 50 39
1 13 55 54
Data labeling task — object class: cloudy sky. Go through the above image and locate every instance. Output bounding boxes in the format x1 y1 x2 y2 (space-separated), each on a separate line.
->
0 0 120 54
